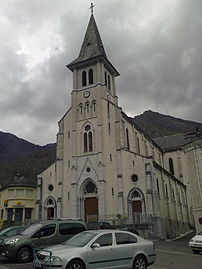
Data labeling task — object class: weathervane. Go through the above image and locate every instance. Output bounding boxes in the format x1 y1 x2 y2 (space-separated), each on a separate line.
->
90 3 94 15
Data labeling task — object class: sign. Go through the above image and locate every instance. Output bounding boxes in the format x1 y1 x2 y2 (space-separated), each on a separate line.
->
199 217 202 224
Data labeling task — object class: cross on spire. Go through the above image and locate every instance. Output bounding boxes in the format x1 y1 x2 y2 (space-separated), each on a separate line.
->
90 3 94 15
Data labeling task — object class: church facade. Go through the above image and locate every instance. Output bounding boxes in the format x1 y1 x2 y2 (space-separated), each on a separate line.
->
35 14 199 239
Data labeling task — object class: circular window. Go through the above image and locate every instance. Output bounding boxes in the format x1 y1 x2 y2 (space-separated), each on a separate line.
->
131 174 138 183
48 184 54 191
86 167 91 173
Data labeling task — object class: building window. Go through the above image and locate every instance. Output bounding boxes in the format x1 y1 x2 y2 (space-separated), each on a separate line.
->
126 128 130 150
108 123 111 133
169 158 174 175
105 71 107 86
110 154 112 161
89 69 93 84
82 71 87 86
144 141 148 156
92 100 96 112
156 178 160 199
84 181 97 195
165 184 169 199
79 103 83 114
136 134 140 154
25 208 32 220
85 102 90 113
83 125 93 153
107 101 110 117
108 75 111 90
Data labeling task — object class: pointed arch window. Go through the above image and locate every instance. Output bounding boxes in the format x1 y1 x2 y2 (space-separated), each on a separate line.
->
169 158 174 175
108 75 111 90
89 69 93 84
92 100 96 112
82 71 87 86
85 102 90 113
126 128 130 150
83 124 93 153
79 103 83 114
105 71 107 87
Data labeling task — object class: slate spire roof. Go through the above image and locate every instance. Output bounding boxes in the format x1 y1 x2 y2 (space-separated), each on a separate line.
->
67 14 119 76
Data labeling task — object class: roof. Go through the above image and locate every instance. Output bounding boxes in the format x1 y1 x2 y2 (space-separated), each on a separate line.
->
67 14 119 76
0 176 36 190
154 133 202 151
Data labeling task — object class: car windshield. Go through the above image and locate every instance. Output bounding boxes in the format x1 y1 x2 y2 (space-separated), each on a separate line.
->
0 227 12 235
20 223 43 236
198 231 202 235
64 231 96 247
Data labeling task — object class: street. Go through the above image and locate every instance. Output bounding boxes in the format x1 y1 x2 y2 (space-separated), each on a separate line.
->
0 233 201 269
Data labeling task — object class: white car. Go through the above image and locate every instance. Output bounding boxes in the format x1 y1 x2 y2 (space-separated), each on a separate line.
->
33 229 156 269
189 231 202 254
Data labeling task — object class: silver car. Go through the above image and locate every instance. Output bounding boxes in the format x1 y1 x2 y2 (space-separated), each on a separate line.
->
33 229 156 269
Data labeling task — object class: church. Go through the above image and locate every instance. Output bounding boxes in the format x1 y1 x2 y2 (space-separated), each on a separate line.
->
35 11 201 239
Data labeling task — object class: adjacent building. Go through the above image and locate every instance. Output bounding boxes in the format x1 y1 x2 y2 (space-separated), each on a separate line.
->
0 177 36 227
35 13 202 238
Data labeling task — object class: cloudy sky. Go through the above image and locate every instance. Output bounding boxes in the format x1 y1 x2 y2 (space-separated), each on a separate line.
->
0 0 201 145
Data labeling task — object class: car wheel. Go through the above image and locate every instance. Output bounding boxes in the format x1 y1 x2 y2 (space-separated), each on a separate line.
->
17 247 33 263
66 259 85 269
192 249 200 254
133 255 147 269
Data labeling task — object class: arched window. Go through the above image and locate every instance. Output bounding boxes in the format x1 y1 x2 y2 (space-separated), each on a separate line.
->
169 158 174 175
107 101 110 117
92 100 96 112
89 69 93 84
85 102 90 113
82 71 87 86
108 75 111 90
105 71 107 87
83 124 93 153
126 128 130 150
83 181 97 195
79 103 83 114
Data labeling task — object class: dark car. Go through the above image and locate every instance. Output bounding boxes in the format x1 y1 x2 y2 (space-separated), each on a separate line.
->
114 224 139 235
0 219 86 263
87 221 113 230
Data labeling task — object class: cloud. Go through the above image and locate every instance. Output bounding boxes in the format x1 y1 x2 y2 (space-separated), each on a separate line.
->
0 0 201 145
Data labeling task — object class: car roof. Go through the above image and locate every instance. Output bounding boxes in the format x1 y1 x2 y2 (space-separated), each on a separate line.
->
84 229 136 235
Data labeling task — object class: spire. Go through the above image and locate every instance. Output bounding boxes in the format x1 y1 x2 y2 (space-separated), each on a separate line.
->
67 14 119 76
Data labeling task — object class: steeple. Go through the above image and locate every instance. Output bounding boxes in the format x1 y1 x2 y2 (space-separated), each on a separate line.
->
67 14 119 77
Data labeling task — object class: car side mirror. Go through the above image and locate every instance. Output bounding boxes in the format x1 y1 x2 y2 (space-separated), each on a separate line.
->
91 243 100 249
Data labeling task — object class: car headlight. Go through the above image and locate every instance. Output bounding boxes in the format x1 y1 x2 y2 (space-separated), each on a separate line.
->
45 256 62 263
5 238 19 245
190 239 194 242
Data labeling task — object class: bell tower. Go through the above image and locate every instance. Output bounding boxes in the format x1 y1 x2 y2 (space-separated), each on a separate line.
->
67 12 120 116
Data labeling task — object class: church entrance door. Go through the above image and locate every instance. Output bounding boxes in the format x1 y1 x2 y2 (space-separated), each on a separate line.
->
132 200 142 223
84 197 98 223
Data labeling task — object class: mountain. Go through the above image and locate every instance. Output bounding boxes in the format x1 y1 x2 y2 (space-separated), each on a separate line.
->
0 131 56 186
133 110 202 138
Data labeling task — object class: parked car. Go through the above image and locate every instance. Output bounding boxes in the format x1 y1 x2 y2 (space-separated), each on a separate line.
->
0 226 26 239
189 231 202 254
114 224 139 235
33 229 156 269
87 221 113 230
0 219 86 263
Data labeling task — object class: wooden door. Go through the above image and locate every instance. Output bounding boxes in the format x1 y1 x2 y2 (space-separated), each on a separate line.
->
132 201 142 223
84 197 98 222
